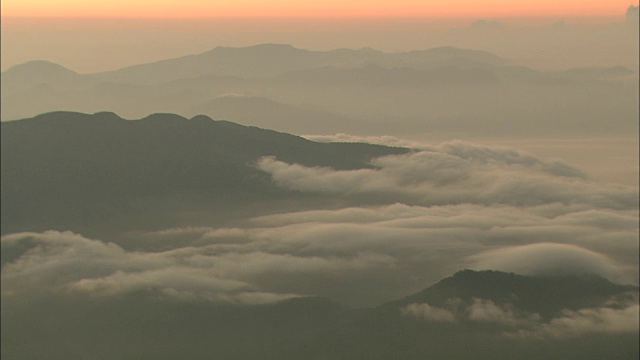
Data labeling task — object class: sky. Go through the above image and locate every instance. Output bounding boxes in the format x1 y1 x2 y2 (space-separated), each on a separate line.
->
1 0 635 18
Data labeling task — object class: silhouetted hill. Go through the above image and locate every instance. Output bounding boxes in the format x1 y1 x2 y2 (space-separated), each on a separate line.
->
1 60 95 93
1 61 99 119
3 60 79 81
359 270 638 359
1 111 407 237
380 269 637 318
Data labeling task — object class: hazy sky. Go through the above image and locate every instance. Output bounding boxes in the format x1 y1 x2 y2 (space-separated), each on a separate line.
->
2 0 635 17
2 15 637 73
2 0 637 72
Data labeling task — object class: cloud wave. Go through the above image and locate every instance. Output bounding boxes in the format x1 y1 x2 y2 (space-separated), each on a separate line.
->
257 141 634 209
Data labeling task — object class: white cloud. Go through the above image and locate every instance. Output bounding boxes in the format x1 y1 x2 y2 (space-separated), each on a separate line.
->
405 297 638 339
404 298 541 326
466 298 540 325
256 142 635 209
403 303 457 322
303 133 422 148
468 243 622 281
511 302 640 338
1 231 397 305
1 201 637 305
0 231 302 304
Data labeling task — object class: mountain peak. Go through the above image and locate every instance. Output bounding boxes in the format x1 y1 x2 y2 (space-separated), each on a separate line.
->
4 60 77 76
138 113 189 122
381 269 635 318
189 114 215 122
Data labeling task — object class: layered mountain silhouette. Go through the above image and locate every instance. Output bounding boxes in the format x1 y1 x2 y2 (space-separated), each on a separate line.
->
2 269 637 360
2 44 636 137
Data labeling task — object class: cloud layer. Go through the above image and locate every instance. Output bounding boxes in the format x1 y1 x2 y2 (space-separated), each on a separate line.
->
403 296 639 338
2 141 638 308
257 141 636 210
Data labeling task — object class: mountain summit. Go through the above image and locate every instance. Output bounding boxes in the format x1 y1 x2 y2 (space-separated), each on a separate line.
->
381 269 637 318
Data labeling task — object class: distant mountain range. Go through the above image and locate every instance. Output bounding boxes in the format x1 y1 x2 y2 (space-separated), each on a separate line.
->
3 269 637 360
91 43 506 84
2 44 637 137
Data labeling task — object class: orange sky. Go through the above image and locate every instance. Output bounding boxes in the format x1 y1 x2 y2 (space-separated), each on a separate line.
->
1 0 636 18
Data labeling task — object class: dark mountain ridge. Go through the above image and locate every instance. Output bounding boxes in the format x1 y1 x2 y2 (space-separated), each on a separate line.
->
381 269 637 318
1 111 408 237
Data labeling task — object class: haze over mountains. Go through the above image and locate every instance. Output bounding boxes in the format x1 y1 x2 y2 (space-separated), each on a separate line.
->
2 44 637 138
3 12 638 73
